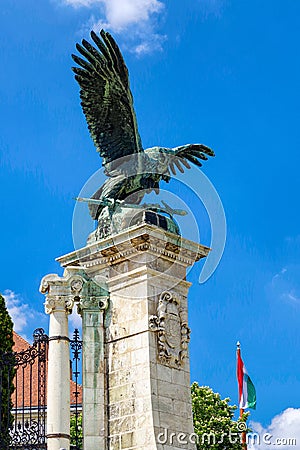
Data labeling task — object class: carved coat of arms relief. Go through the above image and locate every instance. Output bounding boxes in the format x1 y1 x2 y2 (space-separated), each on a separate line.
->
149 291 191 368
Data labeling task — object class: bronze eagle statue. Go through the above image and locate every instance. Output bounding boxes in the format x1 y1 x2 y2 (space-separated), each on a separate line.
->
72 30 214 222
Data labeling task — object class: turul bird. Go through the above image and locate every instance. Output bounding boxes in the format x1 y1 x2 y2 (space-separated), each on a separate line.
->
72 30 214 222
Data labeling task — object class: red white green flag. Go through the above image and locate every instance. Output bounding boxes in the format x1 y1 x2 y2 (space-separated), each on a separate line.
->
237 343 256 410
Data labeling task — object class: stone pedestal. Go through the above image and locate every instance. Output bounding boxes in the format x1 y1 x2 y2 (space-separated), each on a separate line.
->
56 223 209 450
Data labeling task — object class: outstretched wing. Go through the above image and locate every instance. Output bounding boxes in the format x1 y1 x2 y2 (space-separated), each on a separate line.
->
72 30 143 171
165 144 214 175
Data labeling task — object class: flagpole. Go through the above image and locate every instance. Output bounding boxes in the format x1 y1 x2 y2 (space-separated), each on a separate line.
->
239 407 247 449
237 342 247 450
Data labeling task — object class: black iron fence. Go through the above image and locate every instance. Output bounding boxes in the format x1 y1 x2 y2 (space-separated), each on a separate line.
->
0 328 48 450
0 327 83 450
70 329 82 450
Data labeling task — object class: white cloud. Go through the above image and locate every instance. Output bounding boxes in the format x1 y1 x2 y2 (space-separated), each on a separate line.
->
269 266 300 307
64 0 163 30
105 0 163 31
3 290 45 340
271 267 287 285
284 290 300 304
4 289 82 341
62 0 166 55
249 408 300 449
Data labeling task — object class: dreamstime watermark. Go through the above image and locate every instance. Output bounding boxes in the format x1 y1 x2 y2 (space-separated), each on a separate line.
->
156 427 297 447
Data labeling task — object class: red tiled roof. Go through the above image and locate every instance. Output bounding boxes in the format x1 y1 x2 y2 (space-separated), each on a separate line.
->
13 331 82 408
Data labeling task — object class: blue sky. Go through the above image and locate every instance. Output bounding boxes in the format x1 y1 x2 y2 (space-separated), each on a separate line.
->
1 0 300 442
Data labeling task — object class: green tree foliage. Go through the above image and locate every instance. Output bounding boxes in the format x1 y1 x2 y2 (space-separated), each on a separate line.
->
70 413 83 449
191 382 249 449
0 294 15 449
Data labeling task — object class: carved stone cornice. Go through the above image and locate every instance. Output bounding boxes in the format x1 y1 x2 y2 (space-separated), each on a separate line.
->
149 291 191 369
81 235 198 268
56 224 210 272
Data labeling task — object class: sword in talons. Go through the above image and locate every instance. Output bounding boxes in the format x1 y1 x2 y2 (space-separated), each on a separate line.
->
74 197 119 206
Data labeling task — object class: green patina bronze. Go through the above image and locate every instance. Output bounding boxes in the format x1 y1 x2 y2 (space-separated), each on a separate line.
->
72 30 214 237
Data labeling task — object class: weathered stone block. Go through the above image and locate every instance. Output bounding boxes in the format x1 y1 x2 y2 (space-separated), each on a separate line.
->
120 431 135 449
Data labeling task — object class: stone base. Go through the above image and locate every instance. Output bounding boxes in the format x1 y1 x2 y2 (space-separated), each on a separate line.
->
106 270 195 449
56 223 209 449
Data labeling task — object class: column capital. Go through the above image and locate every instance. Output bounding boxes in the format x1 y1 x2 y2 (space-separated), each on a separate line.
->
40 273 86 315
44 295 73 315
40 271 109 315
78 295 109 313
40 272 86 295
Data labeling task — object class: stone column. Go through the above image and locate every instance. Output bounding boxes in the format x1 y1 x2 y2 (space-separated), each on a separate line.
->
56 223 209 450
79 293 109 450
40 272 85 450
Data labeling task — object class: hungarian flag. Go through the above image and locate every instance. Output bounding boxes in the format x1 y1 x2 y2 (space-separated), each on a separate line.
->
237 344 256 410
